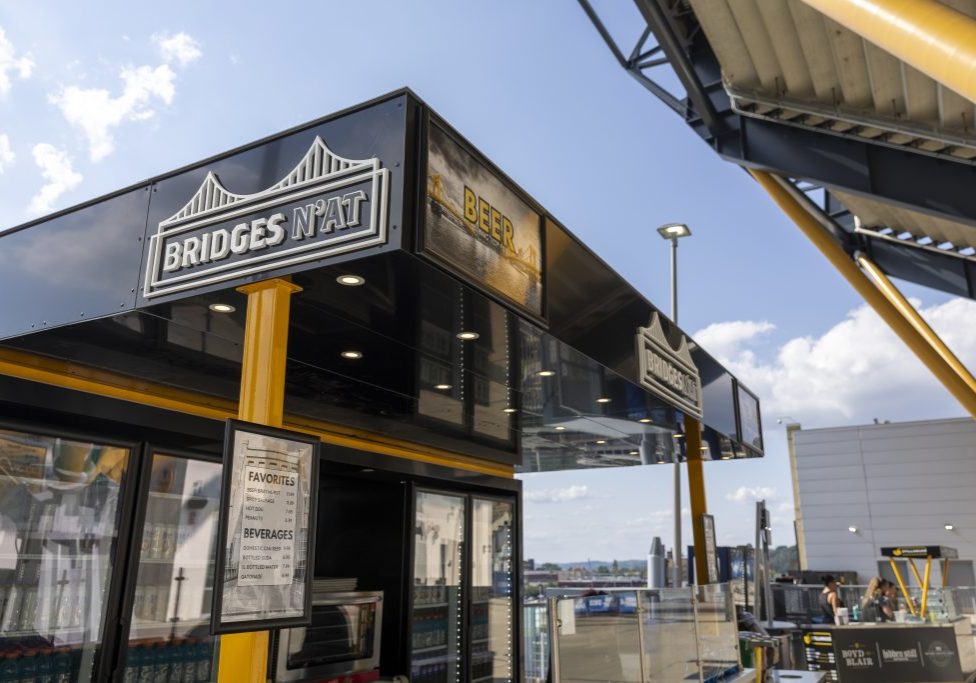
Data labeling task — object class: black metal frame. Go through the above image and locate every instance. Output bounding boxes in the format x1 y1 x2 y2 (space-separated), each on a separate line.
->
211 419 320 635
108 443 223 681
579 0 976 302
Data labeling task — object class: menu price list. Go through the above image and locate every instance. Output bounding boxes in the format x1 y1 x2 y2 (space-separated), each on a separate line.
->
802 628 838 682
122 637 214 683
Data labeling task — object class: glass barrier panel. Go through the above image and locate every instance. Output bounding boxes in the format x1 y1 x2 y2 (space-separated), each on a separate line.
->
553 592 641 683
638 587 699 683
695 584 740 680
522 602 548 683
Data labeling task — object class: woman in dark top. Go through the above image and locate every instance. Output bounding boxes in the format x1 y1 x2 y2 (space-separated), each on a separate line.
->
820 574 844 621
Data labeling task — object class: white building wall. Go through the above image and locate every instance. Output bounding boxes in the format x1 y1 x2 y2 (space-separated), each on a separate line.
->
793 417 976 582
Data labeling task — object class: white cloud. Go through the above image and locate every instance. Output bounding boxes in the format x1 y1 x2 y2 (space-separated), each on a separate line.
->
0 25 33 95
695 320 775 362
525 484 589 504
28 143 82 214
154 32 202 66
726 486 777 503
0 134 14 172
50 64 176 161
694 298 976 424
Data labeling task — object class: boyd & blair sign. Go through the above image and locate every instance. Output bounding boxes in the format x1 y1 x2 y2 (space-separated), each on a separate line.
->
636 312 703 420
144 137 389 299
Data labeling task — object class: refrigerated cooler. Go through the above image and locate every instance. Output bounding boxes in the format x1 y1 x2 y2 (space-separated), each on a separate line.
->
0 426 221 682
410 490 516 683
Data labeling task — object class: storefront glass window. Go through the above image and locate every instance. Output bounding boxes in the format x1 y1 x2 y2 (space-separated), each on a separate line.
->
412 491 466 683
0 428 129 682
123 453 222 682
471 499 514 683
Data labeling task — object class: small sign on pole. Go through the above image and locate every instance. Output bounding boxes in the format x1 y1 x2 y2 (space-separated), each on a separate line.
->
212 420 319 633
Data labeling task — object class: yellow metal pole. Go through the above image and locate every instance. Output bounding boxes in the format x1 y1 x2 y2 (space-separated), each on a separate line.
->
217 278 302 683
748 170 976 419
856 254 976 397
754 645 763 683
921 556 932 619
943 559 951 588
907 558 924 590
889 558 918 616
799 0 976 105
685 415 710 584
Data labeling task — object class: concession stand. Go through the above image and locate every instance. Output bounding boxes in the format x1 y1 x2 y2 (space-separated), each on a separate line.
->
802 546 976 682
0 89 762 683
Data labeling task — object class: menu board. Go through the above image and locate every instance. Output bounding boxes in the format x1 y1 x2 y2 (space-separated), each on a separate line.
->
736 383 763 452
212 421 319 633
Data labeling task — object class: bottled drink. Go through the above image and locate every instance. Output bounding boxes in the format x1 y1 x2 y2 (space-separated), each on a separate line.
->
194 640 212 682
52 648 71 683
34 647 54 683
123 645 141 683
17 649 38 683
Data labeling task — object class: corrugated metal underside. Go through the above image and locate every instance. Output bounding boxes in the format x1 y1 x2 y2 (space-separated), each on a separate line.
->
687 0 976 257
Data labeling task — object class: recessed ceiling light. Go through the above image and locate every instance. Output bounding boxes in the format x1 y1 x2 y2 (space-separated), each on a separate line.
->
721 455 732 460
209 303 235 313
596 397 611 404
456 331 479 341
434 383 452 390
639 418 652 423
945 523 955 531
848 526 858 533
336 274 365 286
554 426 566 431
673 434 683 439
595 440 606 444
340 350 363 359
537 370 555 377
503 407 517 414
629 450 638 456
700 446 708 452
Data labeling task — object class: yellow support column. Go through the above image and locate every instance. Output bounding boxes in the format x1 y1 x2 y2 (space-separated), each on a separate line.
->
921 556 932 619
799 0 976 105
685 415 710 584
889 559 918 616
218 278 302 683
749 170 976 419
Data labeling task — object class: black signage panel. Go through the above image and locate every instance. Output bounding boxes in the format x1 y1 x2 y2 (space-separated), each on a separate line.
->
881 546 958 559
803 626 964 683
212 420 319 633
833 625 962 682
140 93 407 307
144 141 389 299
421 120 543 318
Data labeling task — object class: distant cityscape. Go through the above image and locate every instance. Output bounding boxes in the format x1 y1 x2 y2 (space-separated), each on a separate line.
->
523 546 799 597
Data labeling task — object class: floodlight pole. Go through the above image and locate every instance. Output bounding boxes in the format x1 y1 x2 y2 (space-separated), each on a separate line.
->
669 236 682 589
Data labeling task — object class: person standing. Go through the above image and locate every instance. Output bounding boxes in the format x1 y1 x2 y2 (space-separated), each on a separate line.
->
819 575 844 622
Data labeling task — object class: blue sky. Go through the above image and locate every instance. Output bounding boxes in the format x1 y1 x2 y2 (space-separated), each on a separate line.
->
2 2 973 562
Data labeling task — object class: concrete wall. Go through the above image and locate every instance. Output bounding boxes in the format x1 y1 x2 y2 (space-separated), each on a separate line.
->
793 418 976 582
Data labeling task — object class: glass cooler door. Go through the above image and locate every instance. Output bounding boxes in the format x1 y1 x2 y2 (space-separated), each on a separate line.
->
411 490 466 683
0 427 132 683
470 498 514 683
119 451 222 682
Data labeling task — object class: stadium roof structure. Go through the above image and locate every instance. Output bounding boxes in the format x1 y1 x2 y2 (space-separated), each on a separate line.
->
580 0 976 418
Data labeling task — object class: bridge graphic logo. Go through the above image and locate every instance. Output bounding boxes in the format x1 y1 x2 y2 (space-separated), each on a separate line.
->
143 136 390 299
